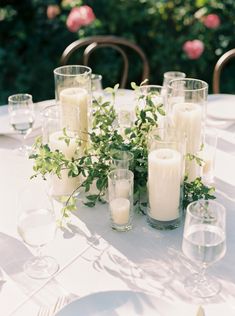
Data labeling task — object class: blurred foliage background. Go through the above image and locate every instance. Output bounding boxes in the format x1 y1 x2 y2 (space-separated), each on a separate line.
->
0 0 234 105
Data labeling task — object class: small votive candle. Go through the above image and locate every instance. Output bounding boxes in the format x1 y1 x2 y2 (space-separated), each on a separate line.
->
108 169 134 232
110 198 130 225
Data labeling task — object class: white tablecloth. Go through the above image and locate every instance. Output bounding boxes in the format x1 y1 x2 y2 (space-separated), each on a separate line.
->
0 92 235 316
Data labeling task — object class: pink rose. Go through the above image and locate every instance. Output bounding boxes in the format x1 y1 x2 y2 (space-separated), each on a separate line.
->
203 14 221 29
47 5 60 20
66 5 95 32
183 40 204 60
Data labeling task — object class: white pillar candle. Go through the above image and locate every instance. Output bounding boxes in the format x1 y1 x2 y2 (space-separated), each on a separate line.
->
49 131 80 197
172 102 202 181
148 148 181 221
110 197 130 225
115 179 130 199
60 87 89 143
172 102 202 153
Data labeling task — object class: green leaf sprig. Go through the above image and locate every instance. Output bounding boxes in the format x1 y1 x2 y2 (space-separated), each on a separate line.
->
183 176 216 210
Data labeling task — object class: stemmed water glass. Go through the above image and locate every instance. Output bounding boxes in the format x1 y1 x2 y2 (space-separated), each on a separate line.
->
8 93 35 155
17 181 59 279
182 199 226 298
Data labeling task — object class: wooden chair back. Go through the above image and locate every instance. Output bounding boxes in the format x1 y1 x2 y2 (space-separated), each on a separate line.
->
213 48 235 94
60 35 150 88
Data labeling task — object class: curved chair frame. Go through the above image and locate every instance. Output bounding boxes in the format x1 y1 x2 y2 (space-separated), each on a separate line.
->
213 48 235 94
60 35 150 88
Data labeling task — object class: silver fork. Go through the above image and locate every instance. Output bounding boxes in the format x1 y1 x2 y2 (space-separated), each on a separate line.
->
38 296 68 316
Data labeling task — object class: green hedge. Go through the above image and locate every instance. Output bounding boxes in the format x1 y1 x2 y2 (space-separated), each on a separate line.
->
0 0 234 105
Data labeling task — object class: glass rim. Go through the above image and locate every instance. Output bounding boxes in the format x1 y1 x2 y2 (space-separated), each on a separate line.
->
8 93 32 103
108 168 134 180
41 104 60 118
92 73 102 80
54 65 92 76
186 199 226 220
167 77 208 92
111 150 134 161
164 71 186 78
139 84 163 90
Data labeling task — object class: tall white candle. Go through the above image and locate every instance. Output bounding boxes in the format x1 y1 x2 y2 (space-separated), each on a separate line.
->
110 197 130 225
172 102 202 181
148 148 181 221
49 131 80 197
60 87 89 144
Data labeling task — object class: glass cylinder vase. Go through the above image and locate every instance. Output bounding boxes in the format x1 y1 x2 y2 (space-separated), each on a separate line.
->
108 169 134 232
147 127 185 230
54 65 92 151
42 104 81 201
167 78 208 182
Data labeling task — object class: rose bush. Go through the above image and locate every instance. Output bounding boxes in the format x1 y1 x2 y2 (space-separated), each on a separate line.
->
0 0 234 105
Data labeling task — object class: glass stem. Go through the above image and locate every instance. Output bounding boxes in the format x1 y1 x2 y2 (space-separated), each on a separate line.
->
20 131 27 150
36 245 43 259
198 264 207 284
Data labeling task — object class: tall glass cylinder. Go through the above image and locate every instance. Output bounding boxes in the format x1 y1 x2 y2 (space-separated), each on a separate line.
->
54 65 92 151
42 105 81 201
167 78 208 182
147 127 185 230
162 71 186 89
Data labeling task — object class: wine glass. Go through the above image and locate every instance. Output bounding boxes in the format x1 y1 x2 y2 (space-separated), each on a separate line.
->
182 199 226 298
17 181 59 279
8 93 35 155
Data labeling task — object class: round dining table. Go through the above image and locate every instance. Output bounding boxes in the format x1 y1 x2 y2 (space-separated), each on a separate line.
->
0 91 235 316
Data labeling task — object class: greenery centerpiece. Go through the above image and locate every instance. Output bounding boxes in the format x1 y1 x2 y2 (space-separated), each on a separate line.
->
30 82 215 221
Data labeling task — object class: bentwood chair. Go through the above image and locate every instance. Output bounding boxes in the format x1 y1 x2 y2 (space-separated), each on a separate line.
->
212 48 235 94
60 35 150 88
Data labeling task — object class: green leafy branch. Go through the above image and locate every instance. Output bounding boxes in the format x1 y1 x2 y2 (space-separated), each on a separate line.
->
30 83 216 220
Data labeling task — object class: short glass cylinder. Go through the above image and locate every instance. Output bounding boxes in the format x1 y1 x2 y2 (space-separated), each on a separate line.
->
147 128 185 230
167 78 208 182
91 73 103 99
41 105 81 200
162 71 186 89
108 169 134 232
201 128 218 185
54 65 92 145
